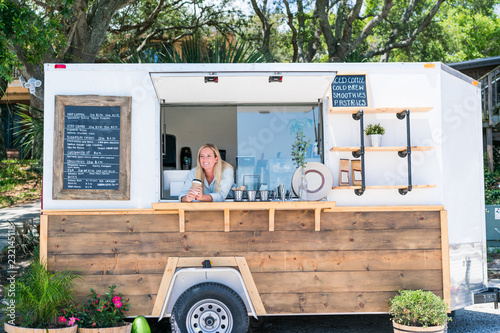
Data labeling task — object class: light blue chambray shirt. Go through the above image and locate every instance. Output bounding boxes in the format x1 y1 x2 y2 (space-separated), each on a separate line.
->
178 166 234 202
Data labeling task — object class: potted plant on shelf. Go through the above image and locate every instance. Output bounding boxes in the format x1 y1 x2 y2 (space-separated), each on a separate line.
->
62 285 132 333
389 290 451 333
2 258 80 333
365 123 385 147
291 127 311 200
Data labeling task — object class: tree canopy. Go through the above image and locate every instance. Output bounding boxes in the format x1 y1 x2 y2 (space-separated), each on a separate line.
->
1 0 499 109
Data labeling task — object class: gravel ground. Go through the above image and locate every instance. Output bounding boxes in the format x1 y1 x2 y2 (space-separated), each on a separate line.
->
144 301 500 333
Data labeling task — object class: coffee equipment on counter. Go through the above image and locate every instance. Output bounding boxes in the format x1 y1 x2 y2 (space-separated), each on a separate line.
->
180 147 192 170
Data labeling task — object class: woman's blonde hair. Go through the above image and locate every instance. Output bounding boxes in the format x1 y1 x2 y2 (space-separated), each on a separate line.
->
195 143 233 193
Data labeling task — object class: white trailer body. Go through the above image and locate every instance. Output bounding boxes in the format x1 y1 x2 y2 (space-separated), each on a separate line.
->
42 62 486 314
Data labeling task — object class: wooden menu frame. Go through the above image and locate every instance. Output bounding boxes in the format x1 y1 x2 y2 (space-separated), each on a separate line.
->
52 95 131 200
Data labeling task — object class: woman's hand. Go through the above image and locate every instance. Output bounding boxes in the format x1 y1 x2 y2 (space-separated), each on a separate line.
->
185 188 202 202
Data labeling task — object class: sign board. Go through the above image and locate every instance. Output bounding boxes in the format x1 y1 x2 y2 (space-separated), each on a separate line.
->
331 74 370 108
53 95 131 200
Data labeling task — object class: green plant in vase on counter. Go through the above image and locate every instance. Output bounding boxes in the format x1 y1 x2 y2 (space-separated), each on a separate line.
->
291 128 311 169
291 128 311 200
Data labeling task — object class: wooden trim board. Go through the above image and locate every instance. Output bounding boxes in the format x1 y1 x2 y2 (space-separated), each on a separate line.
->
39 215 48 264
151 257 179 316
440 211 451 310
330 107 433 114
151 257 266 316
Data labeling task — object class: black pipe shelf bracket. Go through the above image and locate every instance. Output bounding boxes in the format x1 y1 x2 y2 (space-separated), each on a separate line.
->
353 109 366 196
398 109 413 195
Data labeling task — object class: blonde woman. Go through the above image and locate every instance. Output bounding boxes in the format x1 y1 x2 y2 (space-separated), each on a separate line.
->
179 143 234 202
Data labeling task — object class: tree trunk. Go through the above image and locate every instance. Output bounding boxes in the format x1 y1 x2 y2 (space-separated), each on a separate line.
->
250 0 273 58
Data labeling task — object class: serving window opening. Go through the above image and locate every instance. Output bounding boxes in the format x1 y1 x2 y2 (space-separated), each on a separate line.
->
160 104 324 200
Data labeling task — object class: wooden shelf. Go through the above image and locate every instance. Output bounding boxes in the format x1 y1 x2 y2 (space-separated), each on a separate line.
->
330 146 434 152
333 185 436 190
330 107 433 114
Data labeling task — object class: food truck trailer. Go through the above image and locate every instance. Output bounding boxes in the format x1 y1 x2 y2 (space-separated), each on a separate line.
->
41 62 490 332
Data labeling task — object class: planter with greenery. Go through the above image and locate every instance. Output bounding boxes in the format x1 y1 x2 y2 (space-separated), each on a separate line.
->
365 123 385 147
388 290 451 332
291 127 311 200
2 257 80 333
59 285 131 333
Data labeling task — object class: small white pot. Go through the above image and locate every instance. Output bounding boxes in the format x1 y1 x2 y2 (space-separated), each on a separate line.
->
368 134 382 147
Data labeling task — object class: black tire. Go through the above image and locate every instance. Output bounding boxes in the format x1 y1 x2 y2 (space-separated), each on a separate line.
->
170 282 249 333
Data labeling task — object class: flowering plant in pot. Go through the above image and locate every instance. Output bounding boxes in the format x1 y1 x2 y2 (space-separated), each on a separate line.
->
388 290 451 332
1 258 80 332
59 285 131 332
365 123 385 147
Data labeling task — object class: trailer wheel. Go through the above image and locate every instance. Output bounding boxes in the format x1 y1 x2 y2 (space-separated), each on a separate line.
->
170 282 249 333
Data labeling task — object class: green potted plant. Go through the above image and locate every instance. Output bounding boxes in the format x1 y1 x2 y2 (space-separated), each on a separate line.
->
2 258 80 333
388 290 451 332
365 123 385 147
291 127 311 200
59 285 131 333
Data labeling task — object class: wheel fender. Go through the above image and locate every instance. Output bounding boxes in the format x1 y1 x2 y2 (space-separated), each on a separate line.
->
158 267 258 321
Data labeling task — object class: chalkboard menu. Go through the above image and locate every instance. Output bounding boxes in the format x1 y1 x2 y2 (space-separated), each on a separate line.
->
63 106 121 190
331 74 369 107
53 95 131 200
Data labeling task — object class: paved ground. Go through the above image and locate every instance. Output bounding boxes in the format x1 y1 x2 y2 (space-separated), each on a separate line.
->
0 200 41 251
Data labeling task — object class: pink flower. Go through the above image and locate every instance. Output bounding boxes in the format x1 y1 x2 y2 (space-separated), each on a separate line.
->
59 316 67 324
68 317 80 326
115 301 122 308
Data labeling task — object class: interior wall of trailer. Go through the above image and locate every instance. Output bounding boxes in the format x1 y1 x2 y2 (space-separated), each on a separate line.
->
163 106 238 168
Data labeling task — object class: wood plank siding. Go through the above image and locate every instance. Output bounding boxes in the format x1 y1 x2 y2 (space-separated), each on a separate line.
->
43 206 447 316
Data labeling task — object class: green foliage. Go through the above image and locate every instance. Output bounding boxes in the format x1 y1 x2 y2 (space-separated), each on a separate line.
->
365 123 385 135
131 36 271 64
291 127 311 169
484 169 500 205
67 285 130 328
3 258 80 328
0 159 42 208
389 290 451 328
390 0 500 62
14 104 44 161
0 0 65 67
0 219 39 261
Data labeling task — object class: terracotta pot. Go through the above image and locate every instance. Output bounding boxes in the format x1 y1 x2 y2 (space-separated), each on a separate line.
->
78 322 132 333
4 323 78 333
393 320 446 333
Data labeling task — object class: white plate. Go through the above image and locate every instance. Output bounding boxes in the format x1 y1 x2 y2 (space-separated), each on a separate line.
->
292 162 333 201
